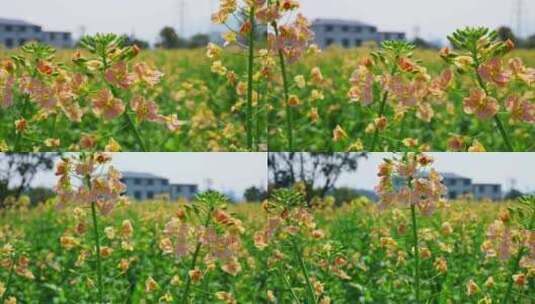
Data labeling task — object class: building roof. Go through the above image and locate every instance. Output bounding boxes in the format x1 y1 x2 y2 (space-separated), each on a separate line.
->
311 18 375 28
472 183 501 187
395 171 468 180
440 172 469 179
0 17 39 27
379 31 405 35
45 31 71 34
121 171 168 180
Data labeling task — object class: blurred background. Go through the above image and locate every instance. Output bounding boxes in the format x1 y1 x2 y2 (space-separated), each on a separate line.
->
0 0 534 50
2 152 535 208
0 153 268 206
268 153 535 205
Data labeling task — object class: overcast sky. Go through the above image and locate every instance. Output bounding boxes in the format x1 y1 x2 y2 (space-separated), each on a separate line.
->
30 153 267 200
2 0 533 44
337 153 535 193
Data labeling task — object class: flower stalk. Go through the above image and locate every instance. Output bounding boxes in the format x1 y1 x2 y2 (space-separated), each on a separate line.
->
273 24 293 151
246 6 256 150
502 207 535 304
410 203 421 304
369 60 399 152
123 104 148 152
180 206 214 304
85 175 104 304
470 42 514 152
291 238 316 304
0 257 15 302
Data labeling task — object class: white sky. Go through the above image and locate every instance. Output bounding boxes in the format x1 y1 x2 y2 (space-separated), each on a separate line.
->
1 0 533 44
30 153 267 200
337 153 535 193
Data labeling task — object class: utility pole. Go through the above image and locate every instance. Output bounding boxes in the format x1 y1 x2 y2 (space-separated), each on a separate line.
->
412 25 421 40
78 25 86 39
514 0 524 38
178 0 186 37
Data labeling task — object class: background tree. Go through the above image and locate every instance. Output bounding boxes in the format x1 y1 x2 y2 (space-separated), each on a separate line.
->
124 35 150 49
0 153 59 206
524 34 535 49
243 186 268 202
412 37 436 49
157 26 188 49
504 189 524 200
268 152 367 201
496 26 518 45
188 34 210 49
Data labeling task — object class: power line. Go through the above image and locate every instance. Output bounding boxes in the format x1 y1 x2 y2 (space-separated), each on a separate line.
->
513 0 524 37
178 0 186 37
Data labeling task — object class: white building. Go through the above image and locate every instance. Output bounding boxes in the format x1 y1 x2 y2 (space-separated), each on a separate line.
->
311 19 405 49
0 17 73 49
393 172 502 201
440 172 473 200
472 183 502 201
120 171 198 201
170 183 199 201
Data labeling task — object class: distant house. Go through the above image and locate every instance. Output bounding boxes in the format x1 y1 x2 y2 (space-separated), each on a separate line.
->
0 17 72 49
378 31 406 41
120 171 198 201
472 183 502 201
440 172 473 199
170 183 199 201
42 31 72 48
311 18 406 49
393 172 503 201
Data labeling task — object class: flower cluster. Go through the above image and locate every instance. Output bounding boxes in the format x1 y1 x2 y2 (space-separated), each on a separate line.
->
451 55 535 124
267 8 314 64
0 35 179 152
348 42 455 148
208 0 270 150
253 189 333 303
160 208 245 277
54 153 126 215
376 153 447 215
482 208 535 270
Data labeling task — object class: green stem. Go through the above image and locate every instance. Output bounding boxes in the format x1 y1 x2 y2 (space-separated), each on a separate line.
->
395 113 408 150
369 61 398 152
255 89 263 151
90 201 104 303
104 64 147 152
0 258 15 302
493 115 513 152
472 52 514 152
13 95 30 151
272 23 293 151
180 207 213 304
81 165 104 303
369 90 389 151
410 203 421 304
278 267 301 304
291 238 316 304
246 6 256 150
122 108 148 152
502 210 535 304
86 174 104 304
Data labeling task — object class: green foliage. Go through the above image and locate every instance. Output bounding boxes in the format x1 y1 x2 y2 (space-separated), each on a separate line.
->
0 194 533 302
448 27 510 59
79 33 126 55
187 191 229 219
